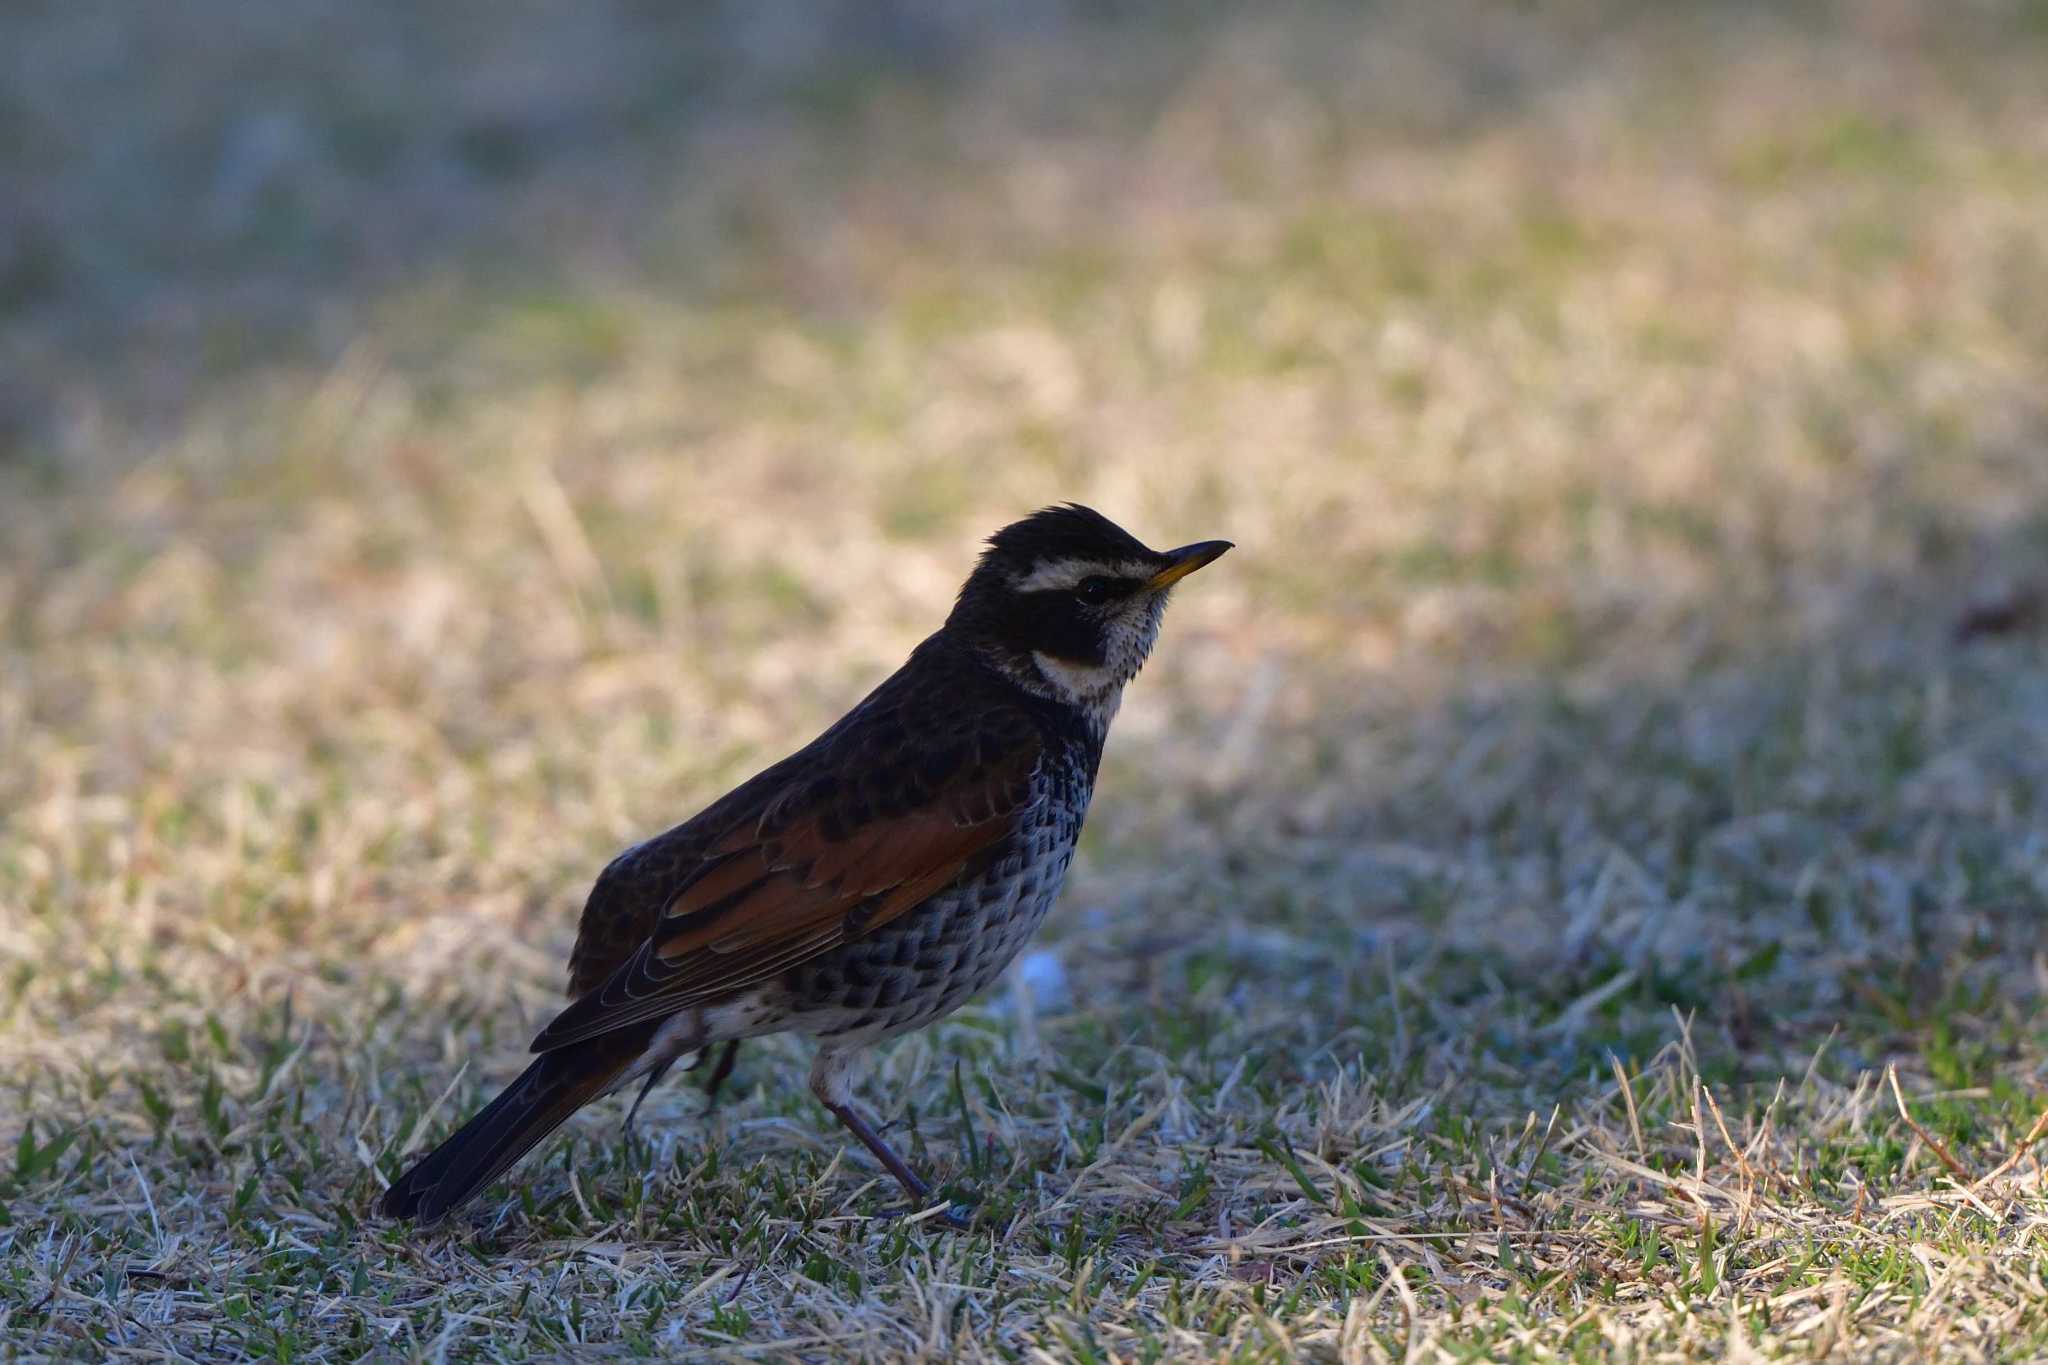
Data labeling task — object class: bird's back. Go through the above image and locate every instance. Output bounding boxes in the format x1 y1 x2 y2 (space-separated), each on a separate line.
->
560 633 1096 1005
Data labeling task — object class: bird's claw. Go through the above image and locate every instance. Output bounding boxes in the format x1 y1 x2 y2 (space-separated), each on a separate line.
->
876 1200 975 1233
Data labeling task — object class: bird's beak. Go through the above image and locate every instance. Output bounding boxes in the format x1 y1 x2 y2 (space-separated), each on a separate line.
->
1146 540 1233 591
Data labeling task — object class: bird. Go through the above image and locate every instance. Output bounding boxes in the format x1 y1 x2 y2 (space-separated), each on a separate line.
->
380 504 1230 1226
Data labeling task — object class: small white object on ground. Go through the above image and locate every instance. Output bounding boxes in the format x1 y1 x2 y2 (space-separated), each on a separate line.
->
1010 948 1070 1014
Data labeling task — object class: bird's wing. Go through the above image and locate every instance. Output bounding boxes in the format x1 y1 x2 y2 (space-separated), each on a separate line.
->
532 697 1043 1054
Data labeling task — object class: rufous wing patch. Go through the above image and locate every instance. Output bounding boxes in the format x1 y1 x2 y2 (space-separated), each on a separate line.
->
530 732 1041 1054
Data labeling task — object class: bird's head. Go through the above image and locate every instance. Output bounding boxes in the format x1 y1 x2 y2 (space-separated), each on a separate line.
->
947 504 1231 722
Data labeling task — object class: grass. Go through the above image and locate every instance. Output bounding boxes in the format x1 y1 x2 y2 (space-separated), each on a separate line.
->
7 0 2048 1358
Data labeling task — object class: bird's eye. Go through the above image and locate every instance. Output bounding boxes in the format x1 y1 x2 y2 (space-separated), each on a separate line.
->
1074 576 1113 605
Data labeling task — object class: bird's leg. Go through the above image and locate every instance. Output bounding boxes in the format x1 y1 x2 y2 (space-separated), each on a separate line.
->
810 1049 970 1229
825 1099 932 1203
823 1101 972 1232
622 1059 675 1139
692 1040 742 1114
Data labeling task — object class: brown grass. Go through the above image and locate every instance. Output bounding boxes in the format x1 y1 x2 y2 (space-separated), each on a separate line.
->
6 1 2048 1358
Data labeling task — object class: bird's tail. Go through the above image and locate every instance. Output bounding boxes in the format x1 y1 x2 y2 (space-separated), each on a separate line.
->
380 1033 645 1224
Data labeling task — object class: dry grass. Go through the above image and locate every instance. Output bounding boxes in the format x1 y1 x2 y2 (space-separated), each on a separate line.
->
7 1 2048 1358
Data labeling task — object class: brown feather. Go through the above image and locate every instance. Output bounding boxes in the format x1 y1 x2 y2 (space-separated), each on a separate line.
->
531 684 1043 1055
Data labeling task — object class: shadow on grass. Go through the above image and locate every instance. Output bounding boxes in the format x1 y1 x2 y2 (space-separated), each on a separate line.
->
8 0 2044 475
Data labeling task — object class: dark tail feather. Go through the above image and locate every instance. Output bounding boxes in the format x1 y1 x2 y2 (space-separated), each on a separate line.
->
381 1043 635 1224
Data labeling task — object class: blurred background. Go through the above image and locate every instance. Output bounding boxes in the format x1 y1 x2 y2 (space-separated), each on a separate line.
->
5 0 2048 1350
11 0 2048 1148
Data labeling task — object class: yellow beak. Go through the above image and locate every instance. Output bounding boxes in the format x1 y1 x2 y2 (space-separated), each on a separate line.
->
1146 540 1233 590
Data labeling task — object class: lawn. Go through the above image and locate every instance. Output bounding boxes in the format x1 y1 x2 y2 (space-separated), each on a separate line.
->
6 2 2048 1359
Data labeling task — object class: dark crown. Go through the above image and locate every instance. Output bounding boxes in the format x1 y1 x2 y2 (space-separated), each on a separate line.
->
978 503 1156 573
948 504 1164 625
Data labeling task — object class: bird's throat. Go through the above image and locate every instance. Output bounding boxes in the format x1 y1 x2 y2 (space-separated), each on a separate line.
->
1029 650 1125 730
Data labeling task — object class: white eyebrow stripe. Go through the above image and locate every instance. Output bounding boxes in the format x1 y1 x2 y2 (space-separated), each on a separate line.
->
1011 558 1156 592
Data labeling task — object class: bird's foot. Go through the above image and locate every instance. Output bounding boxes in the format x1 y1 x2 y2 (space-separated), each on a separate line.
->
919 1203 978 1234
822 1100 988 1232
872 1196 977 1233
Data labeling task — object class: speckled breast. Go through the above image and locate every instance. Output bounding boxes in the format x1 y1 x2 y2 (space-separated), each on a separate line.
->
782 748 1093 1043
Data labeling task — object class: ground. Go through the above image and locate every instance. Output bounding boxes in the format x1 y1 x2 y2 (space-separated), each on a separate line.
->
6 1 2048 1359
